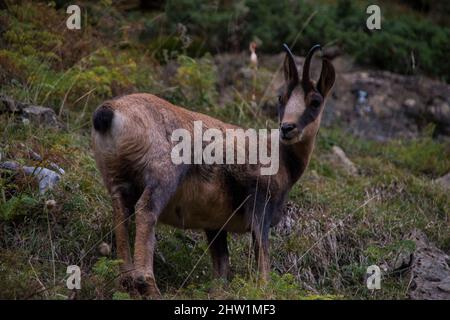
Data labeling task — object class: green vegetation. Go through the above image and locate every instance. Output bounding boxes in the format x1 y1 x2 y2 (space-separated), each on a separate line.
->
174 54 218 108
0 1 449 300
165 0 450 82
2 111 448 299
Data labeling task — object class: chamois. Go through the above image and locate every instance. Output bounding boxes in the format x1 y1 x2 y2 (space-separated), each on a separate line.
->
91 44 335 297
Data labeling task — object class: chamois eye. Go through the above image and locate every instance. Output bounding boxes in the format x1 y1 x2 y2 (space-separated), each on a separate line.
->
310 98 321 109
278 95 283 104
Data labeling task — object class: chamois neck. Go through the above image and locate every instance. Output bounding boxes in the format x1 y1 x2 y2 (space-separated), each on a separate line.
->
280 130 318 185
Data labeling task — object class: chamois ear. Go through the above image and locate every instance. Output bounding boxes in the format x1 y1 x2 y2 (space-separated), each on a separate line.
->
282 43 299 90
318 58 335 97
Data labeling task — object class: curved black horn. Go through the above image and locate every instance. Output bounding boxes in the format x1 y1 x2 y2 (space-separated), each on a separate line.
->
282 43 296 61
302 44 322 92
282 43 299 88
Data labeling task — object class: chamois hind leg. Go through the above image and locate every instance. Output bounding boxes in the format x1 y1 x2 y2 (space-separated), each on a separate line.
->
133 187 160 297
205 229 230 279
110 189 134 290
133 175 181 298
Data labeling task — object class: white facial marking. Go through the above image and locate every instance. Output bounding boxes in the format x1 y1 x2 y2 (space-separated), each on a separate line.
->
282 87 305 124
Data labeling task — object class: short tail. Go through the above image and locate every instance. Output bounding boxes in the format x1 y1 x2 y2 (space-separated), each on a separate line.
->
92 104 114 133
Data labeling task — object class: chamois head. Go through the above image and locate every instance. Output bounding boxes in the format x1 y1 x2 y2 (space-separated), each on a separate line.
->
278 44 335 144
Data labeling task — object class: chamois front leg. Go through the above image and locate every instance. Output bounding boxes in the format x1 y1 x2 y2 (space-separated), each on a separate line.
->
252 228 270 282
205 229 230 279
251 205 271 283
111 191 134 290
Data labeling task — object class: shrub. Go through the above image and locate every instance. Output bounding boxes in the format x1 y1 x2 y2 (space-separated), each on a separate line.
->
165 0 245 51
174 54 218 109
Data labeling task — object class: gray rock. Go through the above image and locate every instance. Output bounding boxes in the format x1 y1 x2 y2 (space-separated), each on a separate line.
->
29 150 43 162
331 146 358 176
393 251 413 271
22 166 62 194
405 229 450 300
0 96 61 128
28 149 65 174
434 173 450 190
0 95 22 113
49 162 65 175
22 105 59 128
0 161 21 170
321 70 450 139
437 277 450 293
0 161 63 194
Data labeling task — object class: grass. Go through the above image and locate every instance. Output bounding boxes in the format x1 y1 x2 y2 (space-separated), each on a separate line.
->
1 110 448 299
0 1 449 300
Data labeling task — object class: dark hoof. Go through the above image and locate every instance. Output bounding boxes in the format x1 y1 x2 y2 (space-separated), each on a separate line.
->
134 275 161 299
119 274 134 290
